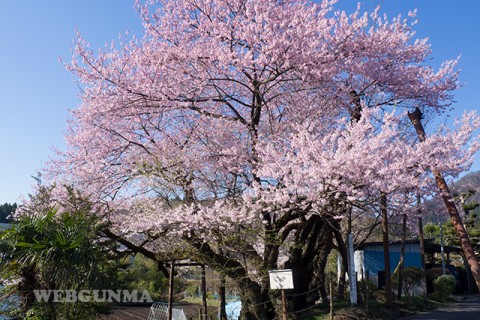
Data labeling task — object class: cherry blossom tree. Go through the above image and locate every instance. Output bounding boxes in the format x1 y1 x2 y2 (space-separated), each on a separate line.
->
44 1 480 318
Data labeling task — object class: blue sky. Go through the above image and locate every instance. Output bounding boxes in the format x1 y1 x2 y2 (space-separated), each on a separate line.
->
1 0 479 203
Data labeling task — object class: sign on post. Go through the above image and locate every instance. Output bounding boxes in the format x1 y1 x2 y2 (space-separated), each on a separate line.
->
269 269 294 320
269 269 294 289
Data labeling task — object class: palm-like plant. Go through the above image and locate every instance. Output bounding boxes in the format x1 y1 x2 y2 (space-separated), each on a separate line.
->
0 187 117 319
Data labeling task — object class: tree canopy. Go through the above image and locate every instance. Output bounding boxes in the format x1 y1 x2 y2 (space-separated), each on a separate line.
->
41 1 480 318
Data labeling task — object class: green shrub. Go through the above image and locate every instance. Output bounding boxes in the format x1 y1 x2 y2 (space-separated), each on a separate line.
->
432 275 456 301
0 186 120 319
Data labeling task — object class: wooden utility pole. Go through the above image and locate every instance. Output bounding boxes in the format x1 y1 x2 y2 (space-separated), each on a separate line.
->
380 193 393 306
201 264 208 320
408 107 480 290
398 214 407 299
347 206 357 304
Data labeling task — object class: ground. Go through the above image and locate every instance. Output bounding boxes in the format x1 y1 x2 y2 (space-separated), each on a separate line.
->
98 302 218 320
97 294 480 319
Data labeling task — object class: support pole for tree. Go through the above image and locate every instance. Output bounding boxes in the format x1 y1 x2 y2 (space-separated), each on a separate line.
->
408 107 480 290
380 193 393 306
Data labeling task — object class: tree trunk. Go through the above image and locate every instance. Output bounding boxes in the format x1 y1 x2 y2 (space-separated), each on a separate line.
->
381 193 393 306
188 237 275 320
408 107 480 290
288 215 333 311
313 228 334 302
20 266 42 316
238 281 274 320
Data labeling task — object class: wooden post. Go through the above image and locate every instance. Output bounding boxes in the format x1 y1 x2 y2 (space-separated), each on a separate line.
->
168 261 175 320
218 273 227 320
347 206 357 304
347 233 357 304
201 265 208 320
408 107 480 290
380 193 393 306
281 289 287 320
330 277 334 320
398 214 407 299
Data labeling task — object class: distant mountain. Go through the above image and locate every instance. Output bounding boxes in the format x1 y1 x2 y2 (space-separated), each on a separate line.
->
423 171 480 223
450 171 480 215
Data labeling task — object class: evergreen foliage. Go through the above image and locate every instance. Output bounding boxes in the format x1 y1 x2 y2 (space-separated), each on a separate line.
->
0 187 118 319
0 202 16 223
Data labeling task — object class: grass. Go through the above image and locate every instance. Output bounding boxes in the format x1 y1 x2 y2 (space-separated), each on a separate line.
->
181 297 219 307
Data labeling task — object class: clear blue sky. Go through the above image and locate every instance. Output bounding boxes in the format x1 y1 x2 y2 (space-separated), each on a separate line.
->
1 1 479 203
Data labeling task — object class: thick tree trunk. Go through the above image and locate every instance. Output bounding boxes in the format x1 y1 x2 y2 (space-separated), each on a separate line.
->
288 215 333 311
238 281 273 320
313 227 334 302
408 108 480 290
188 237 275 320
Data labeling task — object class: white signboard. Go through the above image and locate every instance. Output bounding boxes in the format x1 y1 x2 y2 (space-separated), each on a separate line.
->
269 269 294 290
